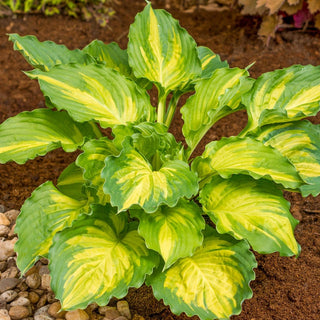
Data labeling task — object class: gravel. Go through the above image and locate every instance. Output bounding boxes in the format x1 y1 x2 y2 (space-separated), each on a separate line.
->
0 205 144 320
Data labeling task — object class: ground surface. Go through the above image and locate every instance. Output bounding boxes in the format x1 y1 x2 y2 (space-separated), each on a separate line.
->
0 0 320 319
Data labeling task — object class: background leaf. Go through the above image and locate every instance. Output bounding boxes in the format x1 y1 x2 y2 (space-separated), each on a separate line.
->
9 33 94 71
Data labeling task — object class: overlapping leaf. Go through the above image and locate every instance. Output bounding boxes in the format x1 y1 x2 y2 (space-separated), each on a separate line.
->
102 140 198 213
128 4 201 94
56 162 87 200
76 137 119 204
131 199 205 269
192 136 303 189
196 46 228 79
27 64 155 128
0 109 98 164
243 64 320 134
49 205 159 310
9 33 94 71
253 120 320 196
181 67 253 152
200 175 300 256
15 181 90 274
148 227 256 320
83 40 131 77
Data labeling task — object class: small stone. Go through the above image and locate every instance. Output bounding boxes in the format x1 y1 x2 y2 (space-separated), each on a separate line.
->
28 291 40 304
1 267 19 279
4 210 19 224
25 265 38 277
34 305 50 316
117 301 131 319
98 306 116 315
0 300 6 309
0 205 6 213
26 273 41 289
36 294 47 308
0 308 10 320
17 291 28 298
6 258 16 269
0 214 10 226
65 309 89 320
10 297 30 307
103 308 121 320
0 262 7 273
41 274 51 291
38 266 50 276
9 305 30 319
0 278 20 293
0 238 17 261
34 315 55 320
114 317 127 320
16 281 27 292
0 226 10 237
39 258 48 265
46 292 56 304
48 301 66 318
0 290 18 302
8 224 16 238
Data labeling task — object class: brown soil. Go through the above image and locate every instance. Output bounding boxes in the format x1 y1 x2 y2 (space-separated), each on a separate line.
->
0 1 320 319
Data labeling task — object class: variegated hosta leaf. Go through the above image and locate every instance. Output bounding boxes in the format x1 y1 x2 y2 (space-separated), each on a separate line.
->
0 109 98 164
83 40 131 77
192 136 303 189
27 64 155 128
200 175 300 256
102 141 198 213
76 137 119 204
243 64 320 134
56 162 87 200
181 67 254 152
197 46 228 79
148 226 256 320
15 181 90 274
253 120 320 196
9 33 94 71
130 199 205 269
128 4 201 94
49 205 159 310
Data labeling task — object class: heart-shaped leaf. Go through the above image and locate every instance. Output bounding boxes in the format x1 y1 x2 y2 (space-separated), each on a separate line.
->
131 199 205 269
148 226 256 320
49 205 159 310
200 175 300 256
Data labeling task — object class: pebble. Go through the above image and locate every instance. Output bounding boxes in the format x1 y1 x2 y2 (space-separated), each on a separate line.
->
41 274 51 291
0 205 6 213
0 278 20 293
10 297 30 307
0 226 10 237
26 273 41 289
0 214 10 226
36 294 47 308
34 305 50 317
35 315 55 320
103 308 121 319
0 290 18 302
9 305 30 319
0 238 17 261
1 266 19 279
0 262 6 273
114 317 127 320
4 211 19 224
65 309 89 320
48 301 66 318
132 316 145 320
38 266 50 276
28 291 40 304
0 309 10 320
117 301 131 319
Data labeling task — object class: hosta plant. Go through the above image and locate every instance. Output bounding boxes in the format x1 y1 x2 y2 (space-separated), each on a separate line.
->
2 3 320 320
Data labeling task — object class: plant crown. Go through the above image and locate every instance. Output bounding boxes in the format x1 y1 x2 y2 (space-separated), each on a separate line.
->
2 3 320 320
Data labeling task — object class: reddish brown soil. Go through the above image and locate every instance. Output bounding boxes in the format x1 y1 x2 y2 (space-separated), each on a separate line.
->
0 1 320 319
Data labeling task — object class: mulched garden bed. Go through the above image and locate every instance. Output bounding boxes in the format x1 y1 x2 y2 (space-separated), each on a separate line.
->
0 0 320 319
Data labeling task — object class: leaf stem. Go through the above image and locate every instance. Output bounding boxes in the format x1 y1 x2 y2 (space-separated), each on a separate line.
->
165 93 181 128
157 92 167 124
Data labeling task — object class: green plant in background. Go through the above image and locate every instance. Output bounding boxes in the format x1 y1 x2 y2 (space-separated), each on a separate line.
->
0 0 114 26
1 2 320 319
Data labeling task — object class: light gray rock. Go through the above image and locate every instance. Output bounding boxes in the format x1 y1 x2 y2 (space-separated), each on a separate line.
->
0 239 17 262
34 305 50 317
0 226 10 238
26 273 41 290
0 290 18 302
1 267 19 279
0 308 10 320
40 275 51 291
0 278 20 294
10 297 30 307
